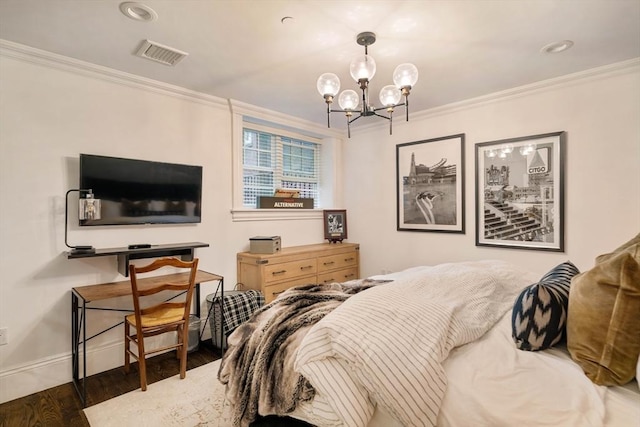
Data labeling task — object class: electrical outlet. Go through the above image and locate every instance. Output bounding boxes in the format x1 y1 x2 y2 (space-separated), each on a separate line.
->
0 327 7 345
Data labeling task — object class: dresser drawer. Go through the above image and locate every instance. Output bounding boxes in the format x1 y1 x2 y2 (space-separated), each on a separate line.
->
237 243 360 305
317 267 359 285
317 251 358 273
263 276 317 303
263 259 317 284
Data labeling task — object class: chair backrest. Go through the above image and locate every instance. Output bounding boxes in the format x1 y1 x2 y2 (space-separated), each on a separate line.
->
128 257 199 326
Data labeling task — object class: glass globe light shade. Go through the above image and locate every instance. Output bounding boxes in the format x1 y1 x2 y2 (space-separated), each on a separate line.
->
349 54 376 82
502 144 514 154
393 63 419 88
338 90 360 111
317 73 341 97
379 85 402 107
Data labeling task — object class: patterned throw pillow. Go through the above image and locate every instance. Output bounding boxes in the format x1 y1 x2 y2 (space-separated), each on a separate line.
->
512 261 580 351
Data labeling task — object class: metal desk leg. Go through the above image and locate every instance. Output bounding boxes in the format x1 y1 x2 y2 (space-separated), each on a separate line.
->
198 278 224 353
71 290 87 407
220 279 224 353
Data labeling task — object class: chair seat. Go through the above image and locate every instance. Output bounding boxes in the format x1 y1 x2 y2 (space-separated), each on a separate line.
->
126 307 185 328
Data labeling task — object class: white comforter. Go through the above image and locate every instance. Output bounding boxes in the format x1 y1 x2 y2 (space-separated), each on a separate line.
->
294 260 535 427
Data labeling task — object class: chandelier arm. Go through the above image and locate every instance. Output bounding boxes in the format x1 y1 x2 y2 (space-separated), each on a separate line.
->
405 94 410 122
326 103 331 128
371 112 391 121
372 103 405 113
348 114 364 125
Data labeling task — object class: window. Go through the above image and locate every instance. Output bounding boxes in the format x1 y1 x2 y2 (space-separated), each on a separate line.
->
242 127 320 208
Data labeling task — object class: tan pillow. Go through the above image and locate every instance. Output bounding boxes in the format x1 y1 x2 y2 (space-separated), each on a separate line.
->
567 237 640 386
595 233 640 263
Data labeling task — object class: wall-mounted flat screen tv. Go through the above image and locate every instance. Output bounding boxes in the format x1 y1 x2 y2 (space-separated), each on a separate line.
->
79 154 202 226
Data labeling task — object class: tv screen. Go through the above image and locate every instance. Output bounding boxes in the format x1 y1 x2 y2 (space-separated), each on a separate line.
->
79 154 202 226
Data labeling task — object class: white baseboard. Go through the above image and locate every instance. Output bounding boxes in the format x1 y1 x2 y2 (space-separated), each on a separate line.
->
0 341 123 404
0 327 213 404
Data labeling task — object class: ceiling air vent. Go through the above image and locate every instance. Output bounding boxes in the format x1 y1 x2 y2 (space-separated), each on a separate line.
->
135 40 188 66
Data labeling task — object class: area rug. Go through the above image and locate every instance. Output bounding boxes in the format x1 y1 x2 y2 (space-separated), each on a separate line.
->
84 359 232 426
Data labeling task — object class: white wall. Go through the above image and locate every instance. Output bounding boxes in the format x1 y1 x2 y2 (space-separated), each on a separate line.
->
344 61 640 278
0 46 327 403
1 42 638 403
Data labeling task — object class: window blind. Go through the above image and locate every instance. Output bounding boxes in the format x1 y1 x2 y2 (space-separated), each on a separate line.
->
243 128 320 208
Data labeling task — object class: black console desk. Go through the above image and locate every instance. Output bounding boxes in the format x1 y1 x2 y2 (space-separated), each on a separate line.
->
67 241 209 276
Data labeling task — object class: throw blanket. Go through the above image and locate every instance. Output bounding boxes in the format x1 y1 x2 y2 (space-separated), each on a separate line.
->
222 289 265 334
218 280 386 427
294 260 534 427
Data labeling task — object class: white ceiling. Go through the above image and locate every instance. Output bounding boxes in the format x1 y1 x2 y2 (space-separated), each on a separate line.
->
1 0 639 130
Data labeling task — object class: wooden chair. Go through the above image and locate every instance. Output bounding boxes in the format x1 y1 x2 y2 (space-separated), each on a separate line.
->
124 257 199 391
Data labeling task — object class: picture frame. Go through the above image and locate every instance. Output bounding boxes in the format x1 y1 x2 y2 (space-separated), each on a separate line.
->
396 134 465 233
475 131 565 251
323 209 348 243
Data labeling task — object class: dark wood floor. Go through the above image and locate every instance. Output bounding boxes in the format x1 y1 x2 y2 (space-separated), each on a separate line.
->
0 342 312 427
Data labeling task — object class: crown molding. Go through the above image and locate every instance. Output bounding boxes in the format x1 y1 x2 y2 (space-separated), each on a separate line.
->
3 38 637 134
0 39 228 110
229 99 343 140
355 57 640 133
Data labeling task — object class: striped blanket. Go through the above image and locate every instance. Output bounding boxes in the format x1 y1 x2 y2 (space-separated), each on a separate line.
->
220 260 533 427
218 280 386 427
294 260 534 427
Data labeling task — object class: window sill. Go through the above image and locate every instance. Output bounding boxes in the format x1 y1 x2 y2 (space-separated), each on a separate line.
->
231 208 323 222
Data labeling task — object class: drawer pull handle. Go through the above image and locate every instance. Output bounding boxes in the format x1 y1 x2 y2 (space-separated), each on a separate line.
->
300 265 313 270
272 290 285 296
323 261 335 266
344 273 355 279
323 278 334 283
272 270 287 275
344 257 354 262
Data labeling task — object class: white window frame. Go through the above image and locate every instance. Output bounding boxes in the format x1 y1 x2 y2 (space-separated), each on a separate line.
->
230 100 344 221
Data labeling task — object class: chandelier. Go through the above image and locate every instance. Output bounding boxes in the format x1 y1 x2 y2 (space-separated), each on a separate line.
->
317 32 419 138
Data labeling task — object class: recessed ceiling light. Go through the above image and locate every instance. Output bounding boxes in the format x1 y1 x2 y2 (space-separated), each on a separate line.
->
119 2 158 22
540 40 574 54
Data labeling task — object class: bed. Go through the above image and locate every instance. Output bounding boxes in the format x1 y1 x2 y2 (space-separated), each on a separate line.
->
218 237 640 427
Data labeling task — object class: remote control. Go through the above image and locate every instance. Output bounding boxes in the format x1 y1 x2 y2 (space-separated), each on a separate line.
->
128 244 152 249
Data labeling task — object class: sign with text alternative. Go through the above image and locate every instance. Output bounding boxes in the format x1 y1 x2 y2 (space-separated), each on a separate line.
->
527 148 549 174
257 197 314 209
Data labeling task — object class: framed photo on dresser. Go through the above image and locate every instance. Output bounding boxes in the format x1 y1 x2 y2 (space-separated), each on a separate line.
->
323 210 347 243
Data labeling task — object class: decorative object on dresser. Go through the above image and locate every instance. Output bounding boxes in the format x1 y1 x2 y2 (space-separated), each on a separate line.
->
249 236 281 254
396 134 465 233
475 131 565 251
323 209 348 243
237 243 360 303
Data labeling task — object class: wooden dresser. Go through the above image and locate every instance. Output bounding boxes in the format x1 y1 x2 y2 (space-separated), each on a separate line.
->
237 242 360 303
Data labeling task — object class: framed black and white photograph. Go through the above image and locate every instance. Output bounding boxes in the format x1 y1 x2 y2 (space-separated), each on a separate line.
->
475 131 565 251
396 134 465 233
323 209 347 243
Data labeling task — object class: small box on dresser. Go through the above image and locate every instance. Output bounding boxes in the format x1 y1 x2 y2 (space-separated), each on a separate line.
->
237 242 360 303
249 236 281 254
